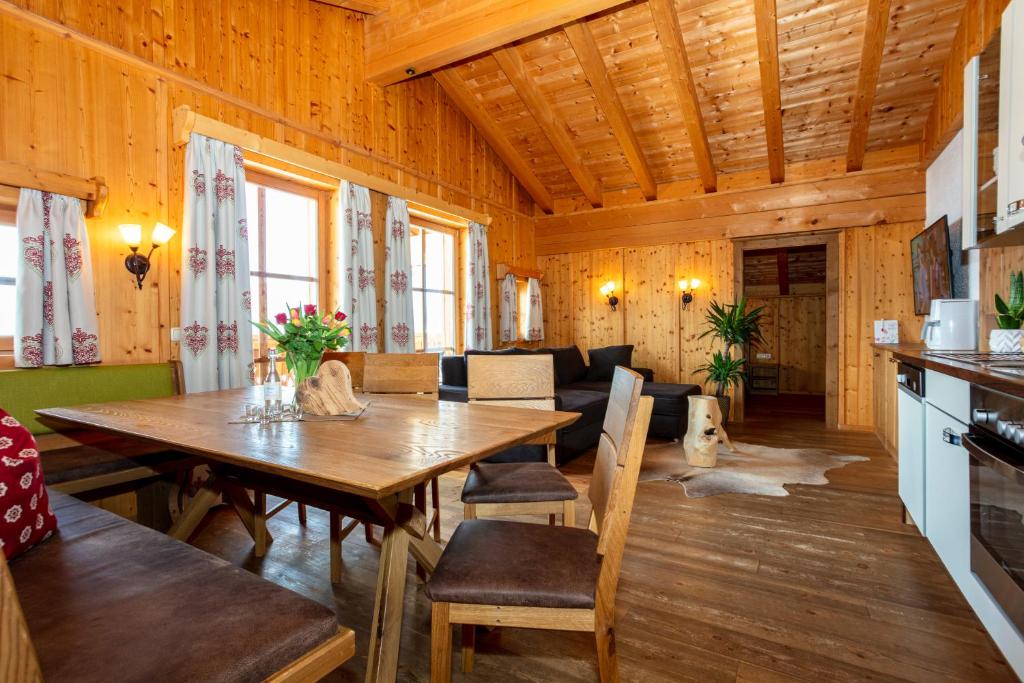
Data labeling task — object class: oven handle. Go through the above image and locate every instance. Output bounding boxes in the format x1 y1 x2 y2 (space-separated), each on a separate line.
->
962 433 1024 485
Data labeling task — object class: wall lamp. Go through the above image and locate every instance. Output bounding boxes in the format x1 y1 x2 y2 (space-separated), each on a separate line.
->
120 222 176 289
678 278 701 309
600 281 619 311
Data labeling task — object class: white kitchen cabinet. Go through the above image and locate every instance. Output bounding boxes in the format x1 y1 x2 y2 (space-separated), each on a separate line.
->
924 402 971 588
898 385 926 532
998 0 1024 233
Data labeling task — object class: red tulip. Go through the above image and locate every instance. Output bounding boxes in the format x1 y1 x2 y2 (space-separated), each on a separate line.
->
303 304 317 316
274 312 288 325
335 310 347 322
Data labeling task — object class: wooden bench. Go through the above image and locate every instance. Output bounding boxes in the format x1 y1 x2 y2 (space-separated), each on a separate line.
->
2 491 355 682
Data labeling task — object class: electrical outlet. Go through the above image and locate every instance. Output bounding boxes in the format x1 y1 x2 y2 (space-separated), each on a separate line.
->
170 327 181 342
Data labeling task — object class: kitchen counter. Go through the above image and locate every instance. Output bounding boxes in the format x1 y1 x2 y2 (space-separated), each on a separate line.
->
873 343 1024 397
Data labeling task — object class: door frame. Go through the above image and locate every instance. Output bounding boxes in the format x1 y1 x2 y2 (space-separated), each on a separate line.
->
732 231 840 429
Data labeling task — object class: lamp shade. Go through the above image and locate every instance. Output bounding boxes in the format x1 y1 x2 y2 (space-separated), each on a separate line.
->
599 281 615 296
151 222 176 246
119 224 142 248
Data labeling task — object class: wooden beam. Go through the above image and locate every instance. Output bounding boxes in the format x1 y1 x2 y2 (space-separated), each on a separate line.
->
364 0 631 86
432 68 555 213
648 0 716 193
563 20 657 200
496 263 544 281
753 0 785 184
311 0 388 14
172 106 493 226
846 0 892 172
776 249 790 295
493 45 603 207
0 160 108 218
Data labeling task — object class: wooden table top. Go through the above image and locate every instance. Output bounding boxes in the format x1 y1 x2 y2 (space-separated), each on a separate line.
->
36 387 580 499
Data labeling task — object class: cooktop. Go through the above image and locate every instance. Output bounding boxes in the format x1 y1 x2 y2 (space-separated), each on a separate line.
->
923 352 1024 364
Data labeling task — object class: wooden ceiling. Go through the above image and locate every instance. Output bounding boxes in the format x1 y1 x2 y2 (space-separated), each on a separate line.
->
357 0 965 214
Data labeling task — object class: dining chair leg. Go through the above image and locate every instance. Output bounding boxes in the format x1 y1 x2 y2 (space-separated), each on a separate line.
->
430 477 442 542
329 513 343 584
297 503 307 526
546 443 557 466
431 602 453 683
460 624 475 673
595 612 619 683
254 491 268 557
548 513 557 526
463 503 476 520
563 499 576 528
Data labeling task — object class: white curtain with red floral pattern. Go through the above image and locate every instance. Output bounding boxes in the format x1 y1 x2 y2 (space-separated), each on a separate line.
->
525 277 544 342
384 196 414 353
180 132 253 393
464 221 493 350
14 190 100 367
498 273 518 344
338 181 377 351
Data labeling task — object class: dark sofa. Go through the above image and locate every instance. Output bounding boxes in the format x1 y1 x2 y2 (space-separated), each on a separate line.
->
440 345 701 463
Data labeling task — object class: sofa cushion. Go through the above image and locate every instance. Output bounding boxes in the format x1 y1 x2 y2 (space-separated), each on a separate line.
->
440 355 467 388
10 491 342 683
585 345 634 382
0 410 57 560
555 389 609 425
462 462 579 504
425 519 600 609
642 382 702 416
541 346 588 386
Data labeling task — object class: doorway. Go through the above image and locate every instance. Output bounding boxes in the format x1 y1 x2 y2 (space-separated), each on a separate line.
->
733 233 840 428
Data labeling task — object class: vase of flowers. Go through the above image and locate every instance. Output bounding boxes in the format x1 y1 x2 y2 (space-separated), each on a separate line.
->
252 304 351 388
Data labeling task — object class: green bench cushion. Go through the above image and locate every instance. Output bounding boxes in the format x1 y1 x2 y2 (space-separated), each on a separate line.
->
0 364 177 435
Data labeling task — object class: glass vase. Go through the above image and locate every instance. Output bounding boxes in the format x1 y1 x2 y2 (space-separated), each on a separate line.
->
287 353 324 395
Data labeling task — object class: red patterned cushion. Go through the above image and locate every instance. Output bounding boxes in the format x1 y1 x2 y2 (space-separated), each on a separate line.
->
0 408 57 560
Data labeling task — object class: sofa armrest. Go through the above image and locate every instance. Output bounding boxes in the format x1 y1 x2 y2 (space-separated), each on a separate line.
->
631 367 655 382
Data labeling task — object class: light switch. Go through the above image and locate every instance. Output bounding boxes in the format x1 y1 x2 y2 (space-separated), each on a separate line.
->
170 327 181 342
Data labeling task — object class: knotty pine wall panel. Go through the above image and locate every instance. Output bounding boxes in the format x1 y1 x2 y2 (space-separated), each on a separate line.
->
745 295 827 395
979 247 1024 347
1 1 537 364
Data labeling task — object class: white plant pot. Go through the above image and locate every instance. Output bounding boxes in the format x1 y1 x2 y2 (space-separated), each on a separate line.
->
989 328 1024 353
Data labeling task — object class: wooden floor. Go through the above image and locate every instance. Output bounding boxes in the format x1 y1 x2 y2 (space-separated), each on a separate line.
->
189 411 1017 682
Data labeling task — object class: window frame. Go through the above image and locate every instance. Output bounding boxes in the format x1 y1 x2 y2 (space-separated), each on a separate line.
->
410 218 461 355
0 202 16 368
245 170 331 362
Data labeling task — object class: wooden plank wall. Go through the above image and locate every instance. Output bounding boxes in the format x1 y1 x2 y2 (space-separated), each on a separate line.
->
540 222 923 429
0 0 536 364
747 295 827 395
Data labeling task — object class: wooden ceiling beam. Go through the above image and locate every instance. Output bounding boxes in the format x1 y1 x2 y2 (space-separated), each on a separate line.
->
563 20 657 200
493 45 604 208
753 0 785 184
311 0 389 14
846 0 893 172
433 68 555 213
365 0 631 86
648 0 717 193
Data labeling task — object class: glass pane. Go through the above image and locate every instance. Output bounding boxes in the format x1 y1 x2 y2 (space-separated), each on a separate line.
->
263 186 317 277
443 231 455 291
423 291 456 353
410 226 424 289
0 284 14 337
265 277 318 322
245 183 260 269
0 224 16 278
413 291 425 352
249 275 263 323
424 228 446 290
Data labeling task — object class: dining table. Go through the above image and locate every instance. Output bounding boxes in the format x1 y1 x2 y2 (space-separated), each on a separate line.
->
36 386 580 683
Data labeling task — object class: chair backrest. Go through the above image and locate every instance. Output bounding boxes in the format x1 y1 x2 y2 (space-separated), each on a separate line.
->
363 353 439 396
466 354 555 410
0 551 43 682
587 367 652 604
321 351 365 390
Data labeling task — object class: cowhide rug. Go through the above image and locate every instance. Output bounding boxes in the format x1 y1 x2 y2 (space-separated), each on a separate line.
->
640 440 869 498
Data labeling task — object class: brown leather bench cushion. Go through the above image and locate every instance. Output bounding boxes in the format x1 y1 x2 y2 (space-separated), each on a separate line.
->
9 491 341 683
461 462 579 504
425 519 601 609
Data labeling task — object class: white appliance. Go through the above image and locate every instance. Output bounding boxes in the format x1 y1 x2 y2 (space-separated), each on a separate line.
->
921 299 979 350
897 361 926 533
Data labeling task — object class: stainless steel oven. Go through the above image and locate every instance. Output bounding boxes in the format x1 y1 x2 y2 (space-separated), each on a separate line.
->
965 384 1024 633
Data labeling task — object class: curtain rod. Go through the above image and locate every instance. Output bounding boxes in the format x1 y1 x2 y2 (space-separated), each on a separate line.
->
172 106 491 226
0 160 108 218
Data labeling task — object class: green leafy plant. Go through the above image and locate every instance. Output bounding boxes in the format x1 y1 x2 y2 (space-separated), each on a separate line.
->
251 303 351 384
995 271 1024 330
695 297 764 397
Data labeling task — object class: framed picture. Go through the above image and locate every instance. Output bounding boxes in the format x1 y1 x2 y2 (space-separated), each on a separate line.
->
910 216 953 316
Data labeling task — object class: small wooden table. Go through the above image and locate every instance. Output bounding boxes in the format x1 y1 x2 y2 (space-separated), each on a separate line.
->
37 387 579 683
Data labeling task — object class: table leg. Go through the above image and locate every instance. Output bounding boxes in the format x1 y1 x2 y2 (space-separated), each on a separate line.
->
365 520 411 683
168 474 224 542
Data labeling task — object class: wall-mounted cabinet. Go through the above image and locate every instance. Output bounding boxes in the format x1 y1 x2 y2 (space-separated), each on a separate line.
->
964 0 1024 247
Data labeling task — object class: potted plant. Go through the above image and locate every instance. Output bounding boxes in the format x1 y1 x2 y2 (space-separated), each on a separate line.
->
252 304 352 386
992 271 1024 352
695 297 764 421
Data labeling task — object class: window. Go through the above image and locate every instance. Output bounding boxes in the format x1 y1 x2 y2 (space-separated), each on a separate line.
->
0 218 15 358
245 172 328 360
410 222 458 354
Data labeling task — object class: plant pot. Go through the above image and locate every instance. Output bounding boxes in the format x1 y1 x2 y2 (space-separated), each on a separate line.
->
989 329 1024 353
716 395 731 425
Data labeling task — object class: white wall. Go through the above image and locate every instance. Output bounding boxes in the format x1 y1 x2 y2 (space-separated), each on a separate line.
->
926 129 980 298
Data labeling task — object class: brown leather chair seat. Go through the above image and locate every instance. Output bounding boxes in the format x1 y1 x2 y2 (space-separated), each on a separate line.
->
424 519 600 609
460 462 579 504
9 491 342 683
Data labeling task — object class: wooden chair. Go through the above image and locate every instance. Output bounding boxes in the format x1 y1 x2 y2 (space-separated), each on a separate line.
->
322 351 365 390
462 354 576 526
426 367 653 683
